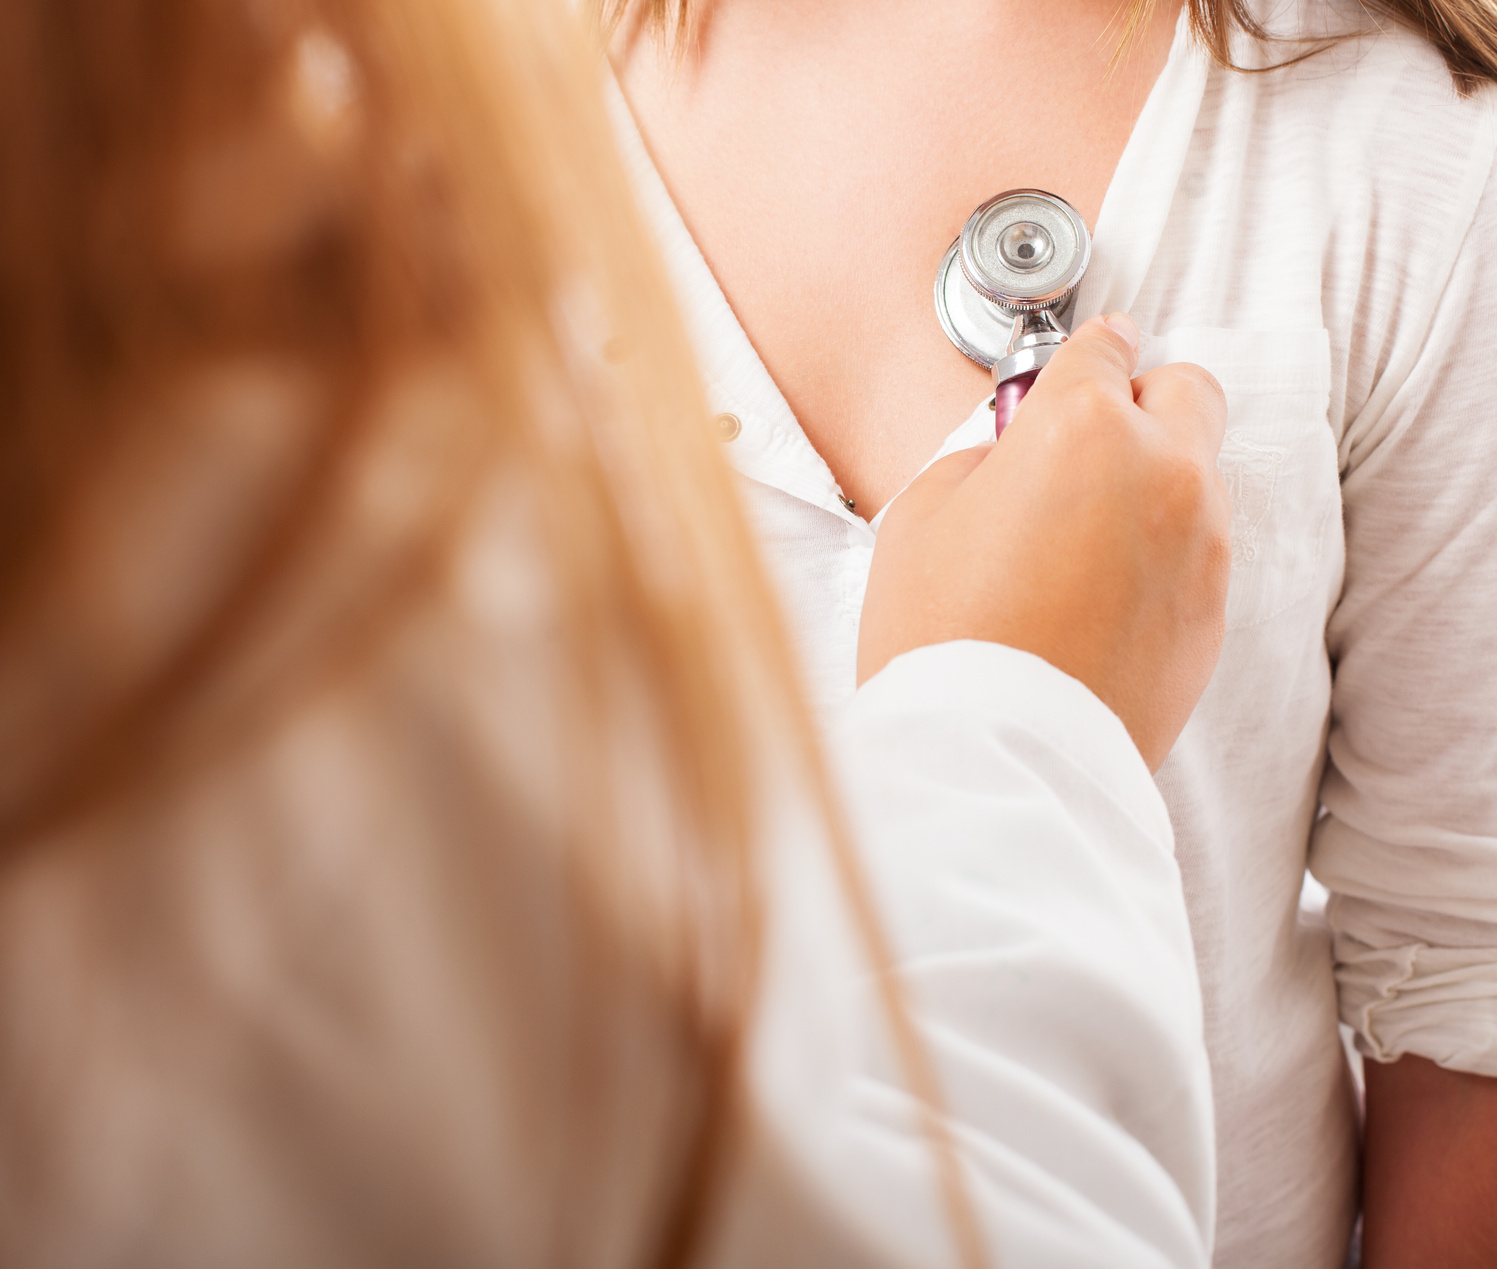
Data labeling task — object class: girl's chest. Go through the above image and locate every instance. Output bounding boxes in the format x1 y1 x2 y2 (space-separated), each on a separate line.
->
615 0 1181 513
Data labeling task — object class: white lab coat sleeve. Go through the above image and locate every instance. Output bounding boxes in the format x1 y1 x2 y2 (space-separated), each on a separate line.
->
1310 156 1497 1077
722 640 1214 1269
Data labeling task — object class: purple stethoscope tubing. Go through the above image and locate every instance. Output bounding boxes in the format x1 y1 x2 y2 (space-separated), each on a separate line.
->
993 372 1037 438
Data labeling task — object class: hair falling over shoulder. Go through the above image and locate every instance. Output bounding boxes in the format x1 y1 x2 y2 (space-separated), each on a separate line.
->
0 1 987 1264
0 0 783 857
0 0 801 1261
1191 0 1497 93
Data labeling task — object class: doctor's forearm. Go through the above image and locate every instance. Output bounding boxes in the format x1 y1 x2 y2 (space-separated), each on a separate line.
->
1362 1054 1497 1268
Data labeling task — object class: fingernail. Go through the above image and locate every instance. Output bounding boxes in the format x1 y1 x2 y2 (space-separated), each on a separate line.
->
1106 312 1139 351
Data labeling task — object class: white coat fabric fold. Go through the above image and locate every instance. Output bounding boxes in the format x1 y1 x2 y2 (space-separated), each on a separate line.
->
713 642 1215 1268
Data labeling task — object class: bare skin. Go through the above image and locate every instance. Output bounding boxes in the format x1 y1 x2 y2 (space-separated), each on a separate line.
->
1363 1056 1497 1268
614 0 1182 516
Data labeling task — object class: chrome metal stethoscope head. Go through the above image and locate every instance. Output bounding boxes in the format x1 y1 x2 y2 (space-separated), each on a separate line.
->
959 189 1090 313
934 189 1092 371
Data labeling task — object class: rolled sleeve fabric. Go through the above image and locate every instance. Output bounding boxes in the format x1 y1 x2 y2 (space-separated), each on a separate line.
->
1311 164 1497 1076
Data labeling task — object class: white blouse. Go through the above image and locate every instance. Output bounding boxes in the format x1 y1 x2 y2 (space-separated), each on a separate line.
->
611 0 1497 1265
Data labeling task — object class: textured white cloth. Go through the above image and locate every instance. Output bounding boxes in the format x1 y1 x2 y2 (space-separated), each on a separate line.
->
0 526 1216 1263
611 0 1497 1264
715 641 1215 1268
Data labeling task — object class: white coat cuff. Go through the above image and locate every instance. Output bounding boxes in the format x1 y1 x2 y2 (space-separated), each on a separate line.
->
848 640 1169 849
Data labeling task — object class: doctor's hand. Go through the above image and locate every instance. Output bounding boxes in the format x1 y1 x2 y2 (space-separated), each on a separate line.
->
857 313 1230 772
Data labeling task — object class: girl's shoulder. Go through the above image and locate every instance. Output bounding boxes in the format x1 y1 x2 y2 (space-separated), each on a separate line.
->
1207 0 1497 215
1229 0 1495 109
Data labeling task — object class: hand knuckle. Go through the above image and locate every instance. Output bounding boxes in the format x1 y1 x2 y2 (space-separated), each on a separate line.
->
1065 379 1118 425
1175 363 1227 414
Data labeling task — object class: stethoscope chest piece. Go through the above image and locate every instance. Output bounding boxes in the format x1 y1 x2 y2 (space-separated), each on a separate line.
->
934 189 1092 434
934 238 1018 369
959 189 1089 314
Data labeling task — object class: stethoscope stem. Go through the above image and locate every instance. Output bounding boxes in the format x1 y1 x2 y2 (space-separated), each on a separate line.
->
993 371 1037 438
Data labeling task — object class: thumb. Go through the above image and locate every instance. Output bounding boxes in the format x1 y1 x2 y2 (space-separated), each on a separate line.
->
1036 313 1141 402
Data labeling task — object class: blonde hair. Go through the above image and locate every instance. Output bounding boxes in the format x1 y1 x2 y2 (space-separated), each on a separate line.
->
0 0 980 1264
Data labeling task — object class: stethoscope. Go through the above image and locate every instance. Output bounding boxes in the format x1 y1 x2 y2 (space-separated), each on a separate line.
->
934 189 1091 437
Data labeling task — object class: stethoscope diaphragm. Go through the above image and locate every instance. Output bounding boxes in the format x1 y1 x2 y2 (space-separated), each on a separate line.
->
934 239 1012 369
935 189 1091 370
934 188 1092 434
959 189 1090 312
